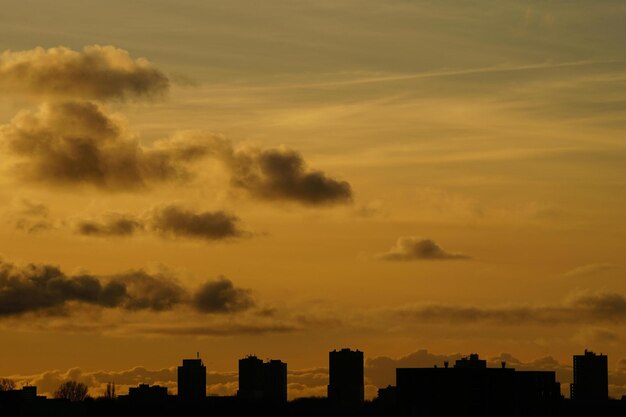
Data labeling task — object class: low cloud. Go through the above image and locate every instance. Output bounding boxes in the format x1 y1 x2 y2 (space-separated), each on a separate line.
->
192 277 255 313
377 236 470 261
111 270 186 312
77 214 143 237
74 205 249 241
395 291 626 325
0 259 255 317
149 205 247 240
365 349 574 394
224 147 353 206
0 45 169 101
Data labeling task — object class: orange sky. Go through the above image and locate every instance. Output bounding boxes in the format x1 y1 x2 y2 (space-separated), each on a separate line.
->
1 0 626 400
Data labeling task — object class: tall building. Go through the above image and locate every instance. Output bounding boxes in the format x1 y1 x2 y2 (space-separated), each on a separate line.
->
264 359 288 403
237 355 287 403
238 355 264 400
328 348 364 407
177 357 206 402
570 350 608 402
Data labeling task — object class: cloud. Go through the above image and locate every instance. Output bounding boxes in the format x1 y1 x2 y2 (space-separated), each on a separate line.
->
377 236 470 261
563 263 621 278
110 270 186 312
0 102 213 190
223 147 353 206
0 45 169 101
9 198 54 233
0 259 254 317
136 322 297 336
149 205 248 240
14 198 49 217
0 261 127 316
394 291 626 325
74 205 250 241
192 277 255 313
574 327 621 345
77 214 143 236
1 104 353 204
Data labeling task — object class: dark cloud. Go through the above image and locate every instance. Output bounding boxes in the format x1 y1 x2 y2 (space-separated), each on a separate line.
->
0 45 169 101
0 102 213 190
150 205 247 240
192 277 255 313
394 291 626 325
110 270 186 312
0 259 254 317
77 214 142 237
0 261 126 316
225 147 353 206
377 236 470 261
74 205 249 241
1 103 351 204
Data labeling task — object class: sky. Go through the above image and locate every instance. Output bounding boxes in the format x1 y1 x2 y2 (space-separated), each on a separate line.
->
1 0 626 399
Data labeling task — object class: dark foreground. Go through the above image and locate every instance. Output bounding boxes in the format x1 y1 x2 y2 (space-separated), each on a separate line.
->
2 396 626 417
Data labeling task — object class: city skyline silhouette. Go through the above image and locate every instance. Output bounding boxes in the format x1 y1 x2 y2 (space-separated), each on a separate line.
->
1 348 624 416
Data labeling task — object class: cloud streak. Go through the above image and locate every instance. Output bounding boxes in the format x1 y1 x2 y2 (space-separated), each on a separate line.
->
395 291 626 325
0 45 169 101
377 237 469 261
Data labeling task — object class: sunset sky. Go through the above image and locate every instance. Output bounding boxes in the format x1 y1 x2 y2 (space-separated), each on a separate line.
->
1 0 626 399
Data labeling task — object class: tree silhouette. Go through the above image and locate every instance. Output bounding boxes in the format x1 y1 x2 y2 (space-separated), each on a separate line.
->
0 378 16 391
104 382 116 399
54 381 89 401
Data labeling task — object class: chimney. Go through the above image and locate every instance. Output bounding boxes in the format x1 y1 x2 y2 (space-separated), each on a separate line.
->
444 361 449 369
501 361 506 369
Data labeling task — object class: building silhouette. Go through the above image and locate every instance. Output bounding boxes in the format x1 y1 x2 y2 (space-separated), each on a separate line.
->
571 349 608 402
264 359 288 403
396 353 560 417
328 348 364 407
127 384 168 403
453 352 486 368
237 355 287 403
177 356 206 402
